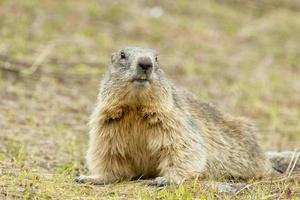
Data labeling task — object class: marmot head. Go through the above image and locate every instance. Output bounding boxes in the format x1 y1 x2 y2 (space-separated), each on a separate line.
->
109 47 160 87
99 47 173 109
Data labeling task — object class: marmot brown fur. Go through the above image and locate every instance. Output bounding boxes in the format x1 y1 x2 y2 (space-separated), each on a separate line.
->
76 47 299 186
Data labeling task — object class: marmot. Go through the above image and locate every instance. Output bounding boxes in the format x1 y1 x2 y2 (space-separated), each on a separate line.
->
76 47 299 186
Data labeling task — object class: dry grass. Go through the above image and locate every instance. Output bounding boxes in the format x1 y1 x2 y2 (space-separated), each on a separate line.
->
0 0 299 199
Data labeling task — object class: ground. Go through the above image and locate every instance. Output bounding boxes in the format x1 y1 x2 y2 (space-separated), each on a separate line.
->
0 0 300 199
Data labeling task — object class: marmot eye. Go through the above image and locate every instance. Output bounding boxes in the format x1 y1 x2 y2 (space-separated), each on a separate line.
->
120 51 126 59
155 56 158 62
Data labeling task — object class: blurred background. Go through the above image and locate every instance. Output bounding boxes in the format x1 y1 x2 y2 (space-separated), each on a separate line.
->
0 0 300 197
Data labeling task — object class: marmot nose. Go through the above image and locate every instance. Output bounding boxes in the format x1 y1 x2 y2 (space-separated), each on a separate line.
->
137 57 153 72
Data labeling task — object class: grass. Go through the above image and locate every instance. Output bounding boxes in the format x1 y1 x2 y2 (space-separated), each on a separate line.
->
0 0 300 199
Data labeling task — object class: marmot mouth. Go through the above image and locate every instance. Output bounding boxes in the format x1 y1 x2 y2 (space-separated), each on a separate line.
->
132 78 151 86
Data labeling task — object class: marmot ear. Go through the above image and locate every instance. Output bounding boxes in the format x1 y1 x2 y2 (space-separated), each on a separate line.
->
111 52 117 64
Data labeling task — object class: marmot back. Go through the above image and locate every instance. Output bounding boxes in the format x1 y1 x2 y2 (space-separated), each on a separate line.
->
76 47 299 186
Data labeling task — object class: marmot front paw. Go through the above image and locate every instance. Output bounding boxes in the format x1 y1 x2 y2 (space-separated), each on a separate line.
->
147 177 179 187
75 175 116 185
